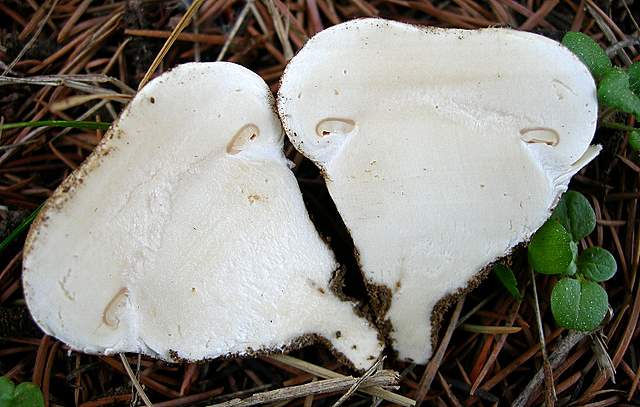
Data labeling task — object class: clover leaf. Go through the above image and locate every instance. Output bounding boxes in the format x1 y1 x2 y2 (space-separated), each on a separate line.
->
561 32 612 79
0 377 44 407
551 191 596 242
629 62 640 96
577 247 617 282
528 220 575 275
551 277 608 331
598 68 640 119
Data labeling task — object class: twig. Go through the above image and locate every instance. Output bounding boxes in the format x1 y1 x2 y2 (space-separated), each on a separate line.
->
512 330 586 407
209 369 398 407
0 73 135 95
605 37 640 57
528 267 556 406
119 353 153 407
331 357 384 407
267 355 415 406
415 296 465 404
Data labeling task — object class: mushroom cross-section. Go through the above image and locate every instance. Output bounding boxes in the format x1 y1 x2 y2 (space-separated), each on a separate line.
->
278 19 600 363
23 62 382 369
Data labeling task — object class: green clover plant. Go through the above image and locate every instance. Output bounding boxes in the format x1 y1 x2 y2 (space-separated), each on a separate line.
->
0 377 44 407
561 32 640 151
528 191 616 331
493 191 616 331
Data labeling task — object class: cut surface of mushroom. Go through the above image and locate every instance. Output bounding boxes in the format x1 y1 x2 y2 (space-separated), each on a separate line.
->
278 19 599 363
23 62 382 369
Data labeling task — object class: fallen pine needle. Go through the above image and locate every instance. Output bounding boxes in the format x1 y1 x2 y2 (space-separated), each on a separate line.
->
460 324 522 334
138 0 207 89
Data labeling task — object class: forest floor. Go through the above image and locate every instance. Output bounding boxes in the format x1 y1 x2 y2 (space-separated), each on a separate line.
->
0 0 639 406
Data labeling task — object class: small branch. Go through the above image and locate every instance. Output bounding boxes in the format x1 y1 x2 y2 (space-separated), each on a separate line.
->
605 37 640 57
512 330 586 407
209 370 398 407
332 357 384 407
528 267 555 406
268 355 415 406
415 296 465 404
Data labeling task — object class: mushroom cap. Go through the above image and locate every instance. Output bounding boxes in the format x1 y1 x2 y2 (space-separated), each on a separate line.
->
23 62 382 369
278 19 599 363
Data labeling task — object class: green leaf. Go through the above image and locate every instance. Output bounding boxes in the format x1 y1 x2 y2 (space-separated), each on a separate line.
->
551 191 596 241
629 131 640 152
528 220 575 275
13 383 44 407
561 32 612 79
629 62 640 96
0 378 44 407
551 278 608 331
0 377 16 402
0 120 111 131
598 68 640 119
493 264 522 300
577 247 617 282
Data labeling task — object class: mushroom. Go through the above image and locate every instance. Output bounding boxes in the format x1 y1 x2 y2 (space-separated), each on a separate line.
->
23 62 382 369
278 19 600 363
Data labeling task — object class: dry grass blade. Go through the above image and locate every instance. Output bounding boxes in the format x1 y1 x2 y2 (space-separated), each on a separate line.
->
119 353 152 407
268 355 415 406
138 0 208 89
49 93 130 112
265 0 294 60
209 369 398 407
216 0 254 61
590 332 616 381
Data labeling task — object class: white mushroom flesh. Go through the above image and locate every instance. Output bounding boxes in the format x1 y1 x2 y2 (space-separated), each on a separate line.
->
278 19 599 363
23 62 382 369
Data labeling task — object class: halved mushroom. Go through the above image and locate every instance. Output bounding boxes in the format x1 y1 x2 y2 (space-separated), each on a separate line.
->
23 62 382 369
278 19 599 363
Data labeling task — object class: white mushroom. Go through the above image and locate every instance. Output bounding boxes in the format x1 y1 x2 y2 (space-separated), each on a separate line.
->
278 19 600 363
23 62 382 369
